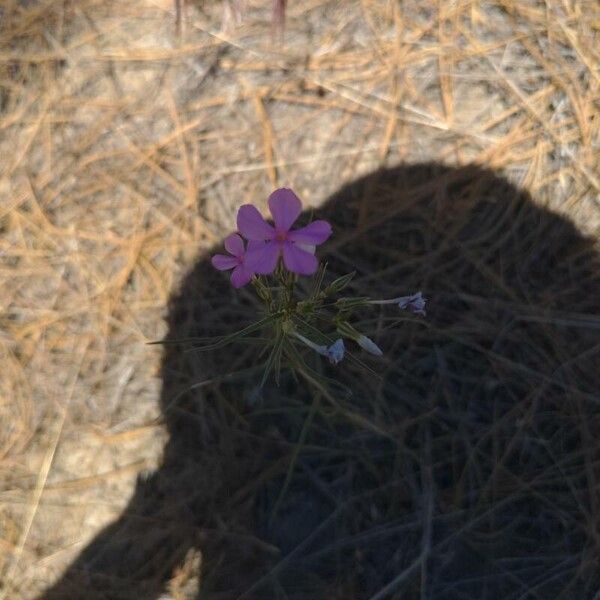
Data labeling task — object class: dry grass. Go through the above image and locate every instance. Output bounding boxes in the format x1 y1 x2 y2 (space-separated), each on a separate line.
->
0 0 599 598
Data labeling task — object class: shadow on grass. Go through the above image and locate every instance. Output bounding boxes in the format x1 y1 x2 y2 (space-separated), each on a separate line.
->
40 163 600 599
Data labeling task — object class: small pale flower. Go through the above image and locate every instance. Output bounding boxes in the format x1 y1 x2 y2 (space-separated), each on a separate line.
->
238 188 332 276
211 233 263 288
294 332 345 365
356 334 383 357
369 291 427 316
397 292 427 316
325 339 345 365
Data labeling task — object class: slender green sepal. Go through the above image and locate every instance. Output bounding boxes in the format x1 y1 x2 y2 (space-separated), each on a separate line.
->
320 271 355 298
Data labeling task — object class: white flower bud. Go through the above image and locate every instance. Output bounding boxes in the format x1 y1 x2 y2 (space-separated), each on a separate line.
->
356 335 383 356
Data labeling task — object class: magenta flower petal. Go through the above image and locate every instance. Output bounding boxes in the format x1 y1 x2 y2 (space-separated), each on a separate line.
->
268 188 302 232
237 205 274 241
224 233 245 256
230 264 253 288
211 254 239 271
246 240 280 274
247 240 267 253
282 242 318 275
287 220 332 245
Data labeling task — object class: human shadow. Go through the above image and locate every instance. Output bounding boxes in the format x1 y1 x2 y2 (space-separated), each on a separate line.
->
40 163 600 599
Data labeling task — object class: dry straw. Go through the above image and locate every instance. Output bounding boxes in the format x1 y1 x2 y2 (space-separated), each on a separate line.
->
0 0 598 598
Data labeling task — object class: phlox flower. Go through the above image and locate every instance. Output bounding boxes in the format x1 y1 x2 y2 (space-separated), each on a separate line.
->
293 332 345 365
325 339 345 365
238 188 332 276
370 291 427 316
395 292 426 316
211 233 262 288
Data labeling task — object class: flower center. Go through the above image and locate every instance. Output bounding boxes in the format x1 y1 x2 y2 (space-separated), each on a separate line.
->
275 230 288 242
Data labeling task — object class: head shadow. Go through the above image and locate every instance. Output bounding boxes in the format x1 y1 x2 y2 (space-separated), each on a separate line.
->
40 163 600 599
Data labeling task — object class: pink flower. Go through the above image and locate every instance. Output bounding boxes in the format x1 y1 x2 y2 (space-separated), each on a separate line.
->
211 233 262 288
237 188 332 276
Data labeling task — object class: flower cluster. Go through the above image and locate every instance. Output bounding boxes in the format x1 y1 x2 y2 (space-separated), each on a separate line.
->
212 188 332 288
208 187 425 378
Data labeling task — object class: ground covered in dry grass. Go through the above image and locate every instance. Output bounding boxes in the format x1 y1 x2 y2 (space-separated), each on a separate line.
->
0 1 599 599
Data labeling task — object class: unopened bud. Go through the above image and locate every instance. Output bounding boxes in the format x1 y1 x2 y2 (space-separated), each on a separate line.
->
321 272 355 297
356 335 383 357
336 321 383 357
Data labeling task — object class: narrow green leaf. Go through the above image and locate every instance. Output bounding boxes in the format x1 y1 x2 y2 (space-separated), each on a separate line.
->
260 332 285 388
183 312 283 352
321 271 355 297
334 296 370 309
310 262 327 300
